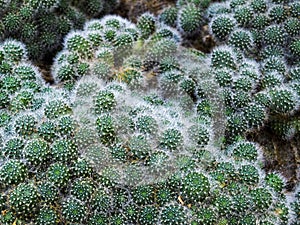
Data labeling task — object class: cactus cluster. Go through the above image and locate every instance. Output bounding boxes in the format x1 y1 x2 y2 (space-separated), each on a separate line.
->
207 0 300 141
0 0 119 62
52 13 184 90
0 0 299 224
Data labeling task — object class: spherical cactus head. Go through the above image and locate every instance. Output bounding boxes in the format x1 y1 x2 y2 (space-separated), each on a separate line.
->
211 47 236 69
1 75 21 94
132 185 154 205
290 2 300 18
136 115 158 134
159 128 183 151
94 90 116 114
178 4 202 34
113 33 134 48
228 29 253 52
24 139 50 166
160 204 187 225
269 5 287 24
146 38 178 63
210 161 236 184
90 187 113 213
61 198 88 223
36 207 58 225
57 115 78 137
188 124 210 147
159 7 178 27
137 13 156 39
262 56 286 75
13 63 41 81
3 13 21 34
230 0 247 9
226 112 248 142
38 120 58 142
92 61 112 80
263 25 286 46
229 141 259 162
265 172 285 193
194 206 217 224
181 171 210 203
2 40 27 63
250 0 267 13
237 164 260 185
70 178 95 202
51 139 78 163
139 205 158 225
2 137 24 159
9 183 39 218
96 114 116 145
234 6 254 26
14 114 37 137
128 135 151 160
284 18 300 37
250 188 273 212
115 68 142 87
155 185 173 206
71 157 94 178
269 88 298 114
213 194 233 216
213 68 233 87
65 33 93 59
47 162 70 188
89 213 109 225
211 15 235 41
243 104 266 129
37 181 59 204
44 99 72 119
290 39 300 59
80 0 104 17
0 159 28 185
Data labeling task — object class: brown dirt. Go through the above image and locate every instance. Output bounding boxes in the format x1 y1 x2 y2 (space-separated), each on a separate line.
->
115 0 176 22
248 126 300 191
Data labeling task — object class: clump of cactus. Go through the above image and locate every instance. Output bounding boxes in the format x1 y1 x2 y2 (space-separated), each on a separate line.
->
0 0 119 62
207 0 300 141
0 1 299 225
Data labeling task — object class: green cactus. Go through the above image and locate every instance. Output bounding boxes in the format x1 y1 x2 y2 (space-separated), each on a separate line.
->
62 198 88 223
24 139 50 166
70 178 95 202
9 183 39 218
211 16 235 41
178 4 202 34
160 204 187 225
36 207 59 225
47 162 70 188
37 181 59 204
0 159 28 185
